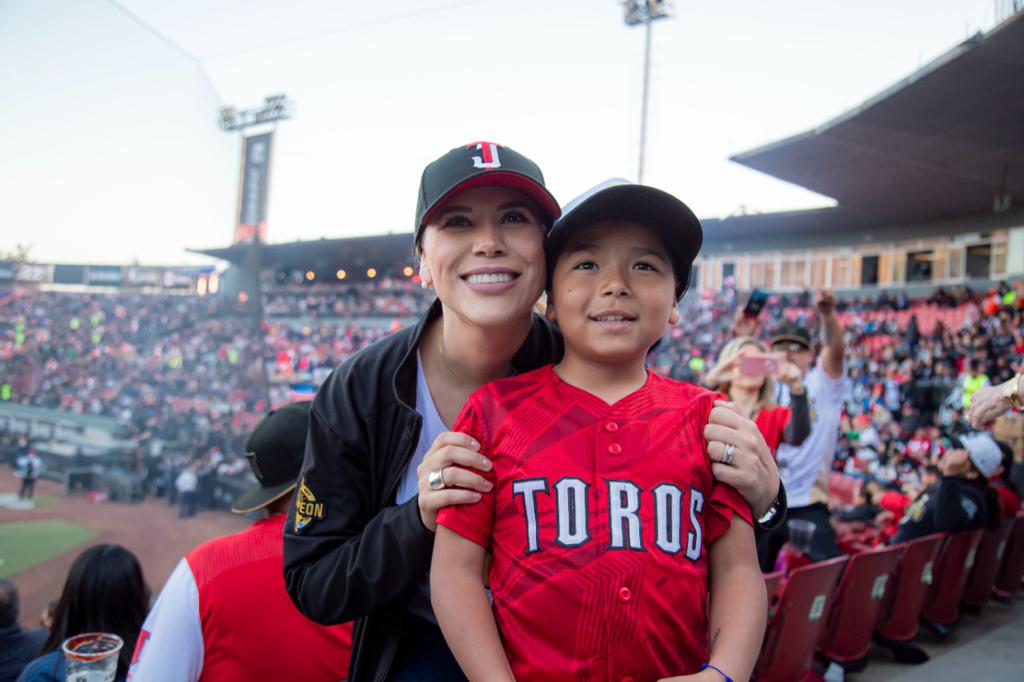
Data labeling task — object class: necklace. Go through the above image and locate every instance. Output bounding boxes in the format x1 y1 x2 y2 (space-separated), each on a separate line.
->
437 331 467 386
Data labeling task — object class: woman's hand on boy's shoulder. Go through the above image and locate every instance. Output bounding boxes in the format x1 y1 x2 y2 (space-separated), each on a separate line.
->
704 400 780 519
417 431 494 531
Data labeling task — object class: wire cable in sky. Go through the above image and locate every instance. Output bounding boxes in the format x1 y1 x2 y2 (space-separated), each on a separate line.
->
104 0 224 105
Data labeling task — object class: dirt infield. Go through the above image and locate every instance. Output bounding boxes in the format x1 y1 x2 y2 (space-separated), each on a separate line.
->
1 474 249 629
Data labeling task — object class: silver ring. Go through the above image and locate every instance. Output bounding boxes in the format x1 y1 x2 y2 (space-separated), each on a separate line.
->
428 468 447 491
723 443 736 466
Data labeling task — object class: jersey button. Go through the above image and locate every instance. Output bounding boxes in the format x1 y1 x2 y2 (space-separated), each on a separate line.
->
608 443 622 455
618 586 631 602
605 421 619 432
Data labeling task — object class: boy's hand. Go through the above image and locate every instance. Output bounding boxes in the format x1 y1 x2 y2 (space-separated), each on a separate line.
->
658 671 720 682
417 431 494 531
704 401 780 519
815 289 837 317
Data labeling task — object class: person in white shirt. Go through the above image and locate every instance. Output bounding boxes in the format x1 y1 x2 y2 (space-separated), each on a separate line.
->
175 463 199 518
765 290 847 568
16 450 43 500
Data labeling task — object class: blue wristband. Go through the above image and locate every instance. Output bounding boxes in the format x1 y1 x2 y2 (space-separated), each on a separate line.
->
700 663 734 682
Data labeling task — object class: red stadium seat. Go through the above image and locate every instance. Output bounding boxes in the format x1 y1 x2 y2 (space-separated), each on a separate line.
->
994 512 1024 600
921 529 984 627
875 533 945 642
754 556 848 682
820 545 903 664
963 518 1016 609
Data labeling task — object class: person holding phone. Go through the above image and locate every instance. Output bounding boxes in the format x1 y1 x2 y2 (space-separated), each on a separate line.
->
705 336 810 454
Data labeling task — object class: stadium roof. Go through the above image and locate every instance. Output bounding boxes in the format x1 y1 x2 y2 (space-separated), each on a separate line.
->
729 10 1024 227
190 234 416 274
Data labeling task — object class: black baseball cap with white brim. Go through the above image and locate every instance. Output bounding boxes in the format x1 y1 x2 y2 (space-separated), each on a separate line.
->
545 178 703 300
415 142 561 244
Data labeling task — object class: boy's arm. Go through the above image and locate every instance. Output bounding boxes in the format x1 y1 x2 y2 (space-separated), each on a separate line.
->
431 525 515 682
660 517 766 682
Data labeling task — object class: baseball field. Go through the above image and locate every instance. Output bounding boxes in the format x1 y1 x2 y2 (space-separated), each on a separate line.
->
0 474 248 628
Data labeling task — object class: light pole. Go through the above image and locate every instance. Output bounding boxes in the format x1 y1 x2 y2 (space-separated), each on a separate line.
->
219 94 294 409
622 1 673 183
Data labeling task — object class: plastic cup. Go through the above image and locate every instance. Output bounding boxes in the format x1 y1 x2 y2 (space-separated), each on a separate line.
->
788 518 816 554
63 632 122 682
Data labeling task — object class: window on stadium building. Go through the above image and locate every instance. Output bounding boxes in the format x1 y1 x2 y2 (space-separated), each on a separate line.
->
861 255 880 286
780 257 805 289
722 262 735 289
832 255 852 288
906 250 934 282
992 242 1008 276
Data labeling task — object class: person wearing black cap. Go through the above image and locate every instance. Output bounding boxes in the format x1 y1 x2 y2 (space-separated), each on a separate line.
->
282 146 784 682
761 290 847 568
431 179 765 682
129 403 351 682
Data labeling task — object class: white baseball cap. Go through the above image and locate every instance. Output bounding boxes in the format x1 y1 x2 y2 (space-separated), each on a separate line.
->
958 432 1002 478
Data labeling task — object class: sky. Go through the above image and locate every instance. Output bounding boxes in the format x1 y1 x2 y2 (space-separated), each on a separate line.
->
0 0 1009 265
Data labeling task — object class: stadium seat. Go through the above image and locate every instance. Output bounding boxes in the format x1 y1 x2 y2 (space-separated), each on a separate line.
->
753 555 848 682
993 512 1024 600
820 545 903 664
921 529 984 627
875 533 945 642
963 517 1016 609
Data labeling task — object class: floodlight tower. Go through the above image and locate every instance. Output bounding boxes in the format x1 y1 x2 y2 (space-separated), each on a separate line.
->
218 94 293 409
622 1 673 183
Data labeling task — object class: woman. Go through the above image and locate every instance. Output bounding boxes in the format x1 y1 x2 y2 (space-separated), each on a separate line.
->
705 336 811 453
17 544 149 682
282 143 785 681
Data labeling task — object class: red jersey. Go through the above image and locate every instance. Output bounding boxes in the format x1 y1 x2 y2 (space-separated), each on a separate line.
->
717 392 790 454
130 514 351 681
437 366 752 681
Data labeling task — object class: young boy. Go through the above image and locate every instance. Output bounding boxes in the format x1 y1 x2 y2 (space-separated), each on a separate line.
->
432 180 766 682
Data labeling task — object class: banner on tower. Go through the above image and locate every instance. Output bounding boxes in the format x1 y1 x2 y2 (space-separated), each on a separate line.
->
234 132 273 244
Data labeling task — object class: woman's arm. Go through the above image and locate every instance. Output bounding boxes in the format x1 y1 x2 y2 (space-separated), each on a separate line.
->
431 527 515 682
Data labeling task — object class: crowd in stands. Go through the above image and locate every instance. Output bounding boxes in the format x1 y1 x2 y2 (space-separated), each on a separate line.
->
1 278 1022 681
2 280 1022 522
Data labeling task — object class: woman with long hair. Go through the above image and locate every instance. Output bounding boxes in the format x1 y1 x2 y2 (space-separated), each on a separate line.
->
283 143 787 681
705 335 811 453
17 544 149 682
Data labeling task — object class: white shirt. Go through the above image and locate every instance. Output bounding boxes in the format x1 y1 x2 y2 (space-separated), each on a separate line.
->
395 352 448 623
775 362 847 508
130 558 204 682
176 469 198 494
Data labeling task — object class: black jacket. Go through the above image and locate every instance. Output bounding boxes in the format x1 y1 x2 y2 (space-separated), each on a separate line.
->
283 300 787 682
283 301 562 681
891 477 988 544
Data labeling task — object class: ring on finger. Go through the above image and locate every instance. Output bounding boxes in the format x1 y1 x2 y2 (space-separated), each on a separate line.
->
723 443 736 466
428 468 447 491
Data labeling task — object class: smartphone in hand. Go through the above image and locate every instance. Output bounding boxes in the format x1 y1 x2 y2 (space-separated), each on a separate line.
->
743 289 769 319
740 353 780 376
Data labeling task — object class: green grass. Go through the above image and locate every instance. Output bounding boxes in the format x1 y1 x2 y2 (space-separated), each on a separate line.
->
28 495 59 510
0 520 96 578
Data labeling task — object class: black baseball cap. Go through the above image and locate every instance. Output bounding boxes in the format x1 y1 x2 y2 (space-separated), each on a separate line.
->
414 142 561 244
770 321 813 351
545 179 703 300
231 402 311 514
